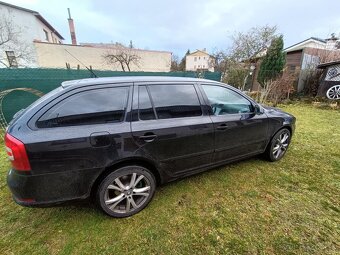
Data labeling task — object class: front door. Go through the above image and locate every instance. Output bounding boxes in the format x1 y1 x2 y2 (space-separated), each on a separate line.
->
200 84 268 163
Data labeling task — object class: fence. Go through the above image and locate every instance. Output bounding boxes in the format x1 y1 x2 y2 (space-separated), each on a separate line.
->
0 68 221 124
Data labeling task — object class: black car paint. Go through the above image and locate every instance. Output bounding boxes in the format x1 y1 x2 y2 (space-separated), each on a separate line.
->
6 77 295 206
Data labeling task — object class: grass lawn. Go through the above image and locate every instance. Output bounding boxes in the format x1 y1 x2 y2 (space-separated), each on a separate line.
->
0 103 339 255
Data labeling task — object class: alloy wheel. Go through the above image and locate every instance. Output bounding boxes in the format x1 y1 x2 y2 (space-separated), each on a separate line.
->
104 173 151 214
272 131 290 159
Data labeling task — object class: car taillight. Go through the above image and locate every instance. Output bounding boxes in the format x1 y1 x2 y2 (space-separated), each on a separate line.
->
4 133 31 171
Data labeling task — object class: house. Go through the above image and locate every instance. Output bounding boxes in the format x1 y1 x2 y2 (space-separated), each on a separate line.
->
0 1 64 67
34 42 172 72
317 60 340 97
0 1 171 72
186 49 214 72
284 36 340 92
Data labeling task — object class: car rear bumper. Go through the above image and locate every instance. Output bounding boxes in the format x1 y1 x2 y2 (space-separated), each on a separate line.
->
7 168 101 206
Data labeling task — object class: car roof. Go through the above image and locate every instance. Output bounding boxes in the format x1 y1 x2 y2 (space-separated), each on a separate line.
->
61 76 219 88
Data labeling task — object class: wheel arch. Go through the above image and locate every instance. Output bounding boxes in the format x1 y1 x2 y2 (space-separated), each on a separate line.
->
265 125 293 151
90 157 162 198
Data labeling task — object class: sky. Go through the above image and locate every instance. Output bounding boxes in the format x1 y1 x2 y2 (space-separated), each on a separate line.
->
8 0 340 57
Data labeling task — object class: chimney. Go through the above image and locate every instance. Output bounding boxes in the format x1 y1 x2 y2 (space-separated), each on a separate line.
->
67 8 77 45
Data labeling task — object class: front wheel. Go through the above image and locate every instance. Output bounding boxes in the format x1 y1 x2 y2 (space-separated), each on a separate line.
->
265 128 291 162
96 166 156 218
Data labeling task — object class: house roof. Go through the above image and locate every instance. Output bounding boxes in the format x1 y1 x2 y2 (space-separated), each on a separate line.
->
188 50 211 57
0 1 64 40
284 37 326 52
80 42 172 54
317 60 340 69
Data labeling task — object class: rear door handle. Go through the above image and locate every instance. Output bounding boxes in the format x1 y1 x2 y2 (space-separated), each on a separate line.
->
216 123 228 130
139 133 157 142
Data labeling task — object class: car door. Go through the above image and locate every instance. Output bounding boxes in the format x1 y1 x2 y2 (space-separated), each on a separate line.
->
199 83 268 163
131 82 214 177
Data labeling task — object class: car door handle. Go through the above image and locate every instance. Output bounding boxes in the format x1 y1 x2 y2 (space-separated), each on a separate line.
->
139 133 157 142
216 123 228 130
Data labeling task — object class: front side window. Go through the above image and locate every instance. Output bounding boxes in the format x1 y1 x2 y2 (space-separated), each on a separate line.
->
148 84 202 119
37 87 129 128
202 85 253 115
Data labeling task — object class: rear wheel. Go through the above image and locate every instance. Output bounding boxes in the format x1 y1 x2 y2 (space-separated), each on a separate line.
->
265 128 291 162
96 166 156 217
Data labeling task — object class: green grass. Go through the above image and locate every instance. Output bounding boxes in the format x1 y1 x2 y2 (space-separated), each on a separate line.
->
0 104 339 255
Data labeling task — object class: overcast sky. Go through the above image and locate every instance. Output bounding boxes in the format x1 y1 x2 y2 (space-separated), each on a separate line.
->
9 0 340 57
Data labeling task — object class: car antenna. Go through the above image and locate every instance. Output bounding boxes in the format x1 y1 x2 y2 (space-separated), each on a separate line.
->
64 49 98 78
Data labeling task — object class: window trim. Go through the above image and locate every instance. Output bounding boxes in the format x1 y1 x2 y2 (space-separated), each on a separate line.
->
33 85 131 129
137 85 157 121
199 83 256 116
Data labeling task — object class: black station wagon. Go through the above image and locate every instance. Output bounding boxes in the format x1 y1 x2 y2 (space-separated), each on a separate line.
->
6 77 295 217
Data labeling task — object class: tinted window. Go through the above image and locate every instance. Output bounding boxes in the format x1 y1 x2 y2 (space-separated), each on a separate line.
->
37 87 129 128
202 85 253 115
138 86 156 120
148 85 202 119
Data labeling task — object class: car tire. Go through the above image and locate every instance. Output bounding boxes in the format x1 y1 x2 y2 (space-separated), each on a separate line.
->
265 128 291 162
96 166 156 218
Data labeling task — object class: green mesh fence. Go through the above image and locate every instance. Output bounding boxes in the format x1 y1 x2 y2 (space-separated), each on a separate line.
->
0 68 221 124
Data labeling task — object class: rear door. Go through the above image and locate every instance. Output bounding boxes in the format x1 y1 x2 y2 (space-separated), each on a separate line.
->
199 84 268 162
131 82 214 177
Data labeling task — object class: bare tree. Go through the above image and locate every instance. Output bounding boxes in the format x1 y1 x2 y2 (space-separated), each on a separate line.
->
0 14 34 67
103 45 141 72
170 54 180 71
211 26 278 87
230 25 278 61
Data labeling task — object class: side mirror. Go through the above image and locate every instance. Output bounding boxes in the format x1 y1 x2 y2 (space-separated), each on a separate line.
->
254 104 263 115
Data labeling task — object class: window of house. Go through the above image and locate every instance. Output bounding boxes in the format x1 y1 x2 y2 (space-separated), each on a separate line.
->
5 51 18 67
148 85 202 119
194 65 196 69
199 57 200 60
43 29 49 41
37 87 129 128
202 85 253 115
194 57 197 61
138 86 156 120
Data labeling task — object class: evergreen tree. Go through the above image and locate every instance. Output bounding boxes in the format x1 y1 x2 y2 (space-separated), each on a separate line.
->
178 49 190 71
257 35 285 85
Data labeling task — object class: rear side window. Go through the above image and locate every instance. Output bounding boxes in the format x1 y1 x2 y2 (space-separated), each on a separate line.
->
148 84 202 119
37 87 129 128
138 86 156 120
